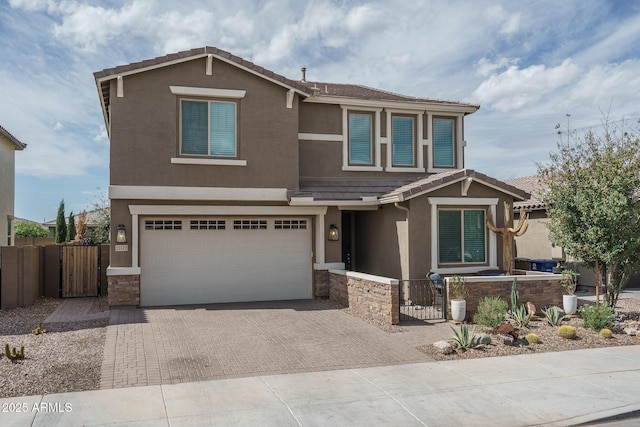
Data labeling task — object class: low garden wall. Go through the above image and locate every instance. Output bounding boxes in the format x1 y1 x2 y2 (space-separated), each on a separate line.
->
446 272 564 322
328 269 399 327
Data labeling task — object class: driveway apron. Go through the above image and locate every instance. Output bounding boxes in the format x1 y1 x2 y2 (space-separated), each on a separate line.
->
100 299 447 389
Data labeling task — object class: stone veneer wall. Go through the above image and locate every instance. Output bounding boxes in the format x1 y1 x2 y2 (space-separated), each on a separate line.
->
329 270 399 326
446 274 564 321
107 275 140 306
313 269 330 297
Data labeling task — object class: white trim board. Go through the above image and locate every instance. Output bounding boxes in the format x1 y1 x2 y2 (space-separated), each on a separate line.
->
170 158 247 166
169 86 246 98
128 205 327 216
109 185 288 201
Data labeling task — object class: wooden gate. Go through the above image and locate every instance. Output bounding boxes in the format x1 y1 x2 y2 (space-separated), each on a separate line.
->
62 246 99 297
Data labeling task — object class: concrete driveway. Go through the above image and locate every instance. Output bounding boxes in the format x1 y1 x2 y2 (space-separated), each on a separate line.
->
100 299 449 390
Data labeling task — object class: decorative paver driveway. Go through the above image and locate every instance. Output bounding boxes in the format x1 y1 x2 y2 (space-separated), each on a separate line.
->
100 299 449 389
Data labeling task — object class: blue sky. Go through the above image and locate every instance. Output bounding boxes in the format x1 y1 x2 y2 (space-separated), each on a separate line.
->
2 0 640 222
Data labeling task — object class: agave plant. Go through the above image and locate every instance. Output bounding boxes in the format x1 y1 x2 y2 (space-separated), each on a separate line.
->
449 324 484 350
542 306 563 326
510 304 532 327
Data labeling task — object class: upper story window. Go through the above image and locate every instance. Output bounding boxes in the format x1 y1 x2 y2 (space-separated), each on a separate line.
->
348 113 373 165
433 118 455 168
391 115 415 166
181 100 237 157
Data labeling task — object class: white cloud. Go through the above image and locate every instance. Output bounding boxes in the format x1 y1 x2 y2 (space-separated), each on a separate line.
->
484 5 522 38
472 59 581 112
53 122 63 130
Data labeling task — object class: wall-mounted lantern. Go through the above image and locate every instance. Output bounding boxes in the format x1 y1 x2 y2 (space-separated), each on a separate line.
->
116 224 127 244
328 224 339 241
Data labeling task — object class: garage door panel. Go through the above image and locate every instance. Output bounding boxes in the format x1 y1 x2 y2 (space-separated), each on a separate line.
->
140 217 312 306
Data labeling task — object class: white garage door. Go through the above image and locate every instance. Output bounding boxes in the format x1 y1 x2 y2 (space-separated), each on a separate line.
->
140 217 312 306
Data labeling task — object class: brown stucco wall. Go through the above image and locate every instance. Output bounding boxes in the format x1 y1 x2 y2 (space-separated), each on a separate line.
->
324 206 342 263
446 275 564 321
329 270 399 326
354 205 406 279
109 57 300 190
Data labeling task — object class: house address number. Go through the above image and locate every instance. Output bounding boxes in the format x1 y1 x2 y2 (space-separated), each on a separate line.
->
115 245 129 252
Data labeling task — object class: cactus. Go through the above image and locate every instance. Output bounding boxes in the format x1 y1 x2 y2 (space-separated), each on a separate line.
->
525 333 540 344
542 306 563 326
32 322 47 335
558 325 577 339
510 278 520 312
4 343 25 361
600 328 613 339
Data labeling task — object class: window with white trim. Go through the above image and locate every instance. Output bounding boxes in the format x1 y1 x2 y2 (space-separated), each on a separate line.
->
391 115 415 166
233 219 267 230
190 220 225 230
438 209 486 264
181 100 237 157
275 219 307 230
145 220 183 230
433 117 455 167
348 113 373 165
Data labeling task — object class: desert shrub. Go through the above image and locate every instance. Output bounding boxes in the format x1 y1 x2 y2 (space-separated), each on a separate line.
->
473 296 508 329
558 325 577 339
525 333 540 344
600 328 613 339
581 304 615 331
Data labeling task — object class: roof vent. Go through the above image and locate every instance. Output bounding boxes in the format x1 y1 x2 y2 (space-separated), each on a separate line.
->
301 67 307 83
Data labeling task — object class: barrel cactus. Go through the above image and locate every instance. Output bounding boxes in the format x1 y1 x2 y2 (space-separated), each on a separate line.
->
558 325 577 339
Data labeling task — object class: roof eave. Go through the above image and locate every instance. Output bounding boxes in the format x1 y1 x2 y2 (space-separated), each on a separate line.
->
303 95 480 113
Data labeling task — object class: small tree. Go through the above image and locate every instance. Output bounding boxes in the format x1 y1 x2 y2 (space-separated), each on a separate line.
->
91 192 110 244
55 199 67 244
76 210 88 240
14 220 48 238
67 211 76 242
538 117 640 308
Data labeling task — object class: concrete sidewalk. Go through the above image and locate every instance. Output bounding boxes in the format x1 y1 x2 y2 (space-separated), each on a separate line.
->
2 345 639 427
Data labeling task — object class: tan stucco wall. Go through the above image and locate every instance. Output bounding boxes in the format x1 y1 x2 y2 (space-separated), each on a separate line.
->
514 210 564 260
0 139 16 246
109 57 300 190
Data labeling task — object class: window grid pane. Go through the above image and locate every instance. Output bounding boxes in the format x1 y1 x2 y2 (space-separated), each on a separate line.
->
181 101 208 155
210 102 236 156
433 118 454 167
463 210 486 263
392 116 414 166
349 114 372 164
439 210 461 263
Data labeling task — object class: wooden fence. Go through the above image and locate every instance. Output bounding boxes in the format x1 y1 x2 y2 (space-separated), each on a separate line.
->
0 244 110 309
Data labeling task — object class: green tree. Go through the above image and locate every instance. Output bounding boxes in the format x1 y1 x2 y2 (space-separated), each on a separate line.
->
14 220 48 238
67 211 76 241
538 117 640 308
55 199 67 244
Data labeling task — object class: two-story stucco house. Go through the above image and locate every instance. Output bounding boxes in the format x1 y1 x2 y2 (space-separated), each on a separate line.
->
95 46 527 307
0 125 26 246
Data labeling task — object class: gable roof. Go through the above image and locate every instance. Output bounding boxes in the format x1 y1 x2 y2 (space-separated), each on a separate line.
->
296 178 415 201
504 175 546 211
94 46 480 131
380 169 529 203
0 124 27 150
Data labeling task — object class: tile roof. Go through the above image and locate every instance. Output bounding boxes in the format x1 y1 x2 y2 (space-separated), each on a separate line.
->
296 178 415 201
504 175 546 210
0 124 26 150
295 170 529 203
380 169 530 203
94 46 479 132
303 82 479 108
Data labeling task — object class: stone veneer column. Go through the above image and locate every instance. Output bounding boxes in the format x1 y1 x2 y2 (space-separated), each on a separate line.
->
107 275 140 306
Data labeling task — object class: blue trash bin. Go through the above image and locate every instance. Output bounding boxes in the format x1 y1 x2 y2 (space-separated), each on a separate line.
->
530 259 558 272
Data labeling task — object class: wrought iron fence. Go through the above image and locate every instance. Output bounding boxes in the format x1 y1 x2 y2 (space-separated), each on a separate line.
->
398 279 447 321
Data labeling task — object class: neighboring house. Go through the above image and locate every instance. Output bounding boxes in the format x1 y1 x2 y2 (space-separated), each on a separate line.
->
94 46 528 307
0 125 26 246
43 208 107 239
505 175 564 261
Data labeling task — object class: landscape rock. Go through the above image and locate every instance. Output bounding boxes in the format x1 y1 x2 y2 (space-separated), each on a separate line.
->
476 333 492 345
433 340 454 354
623 327 637 336
496 334 515 346
526 302 536 317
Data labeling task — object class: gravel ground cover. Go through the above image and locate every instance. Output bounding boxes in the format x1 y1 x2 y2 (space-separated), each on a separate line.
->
0 297 108 398
419 298 640 361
